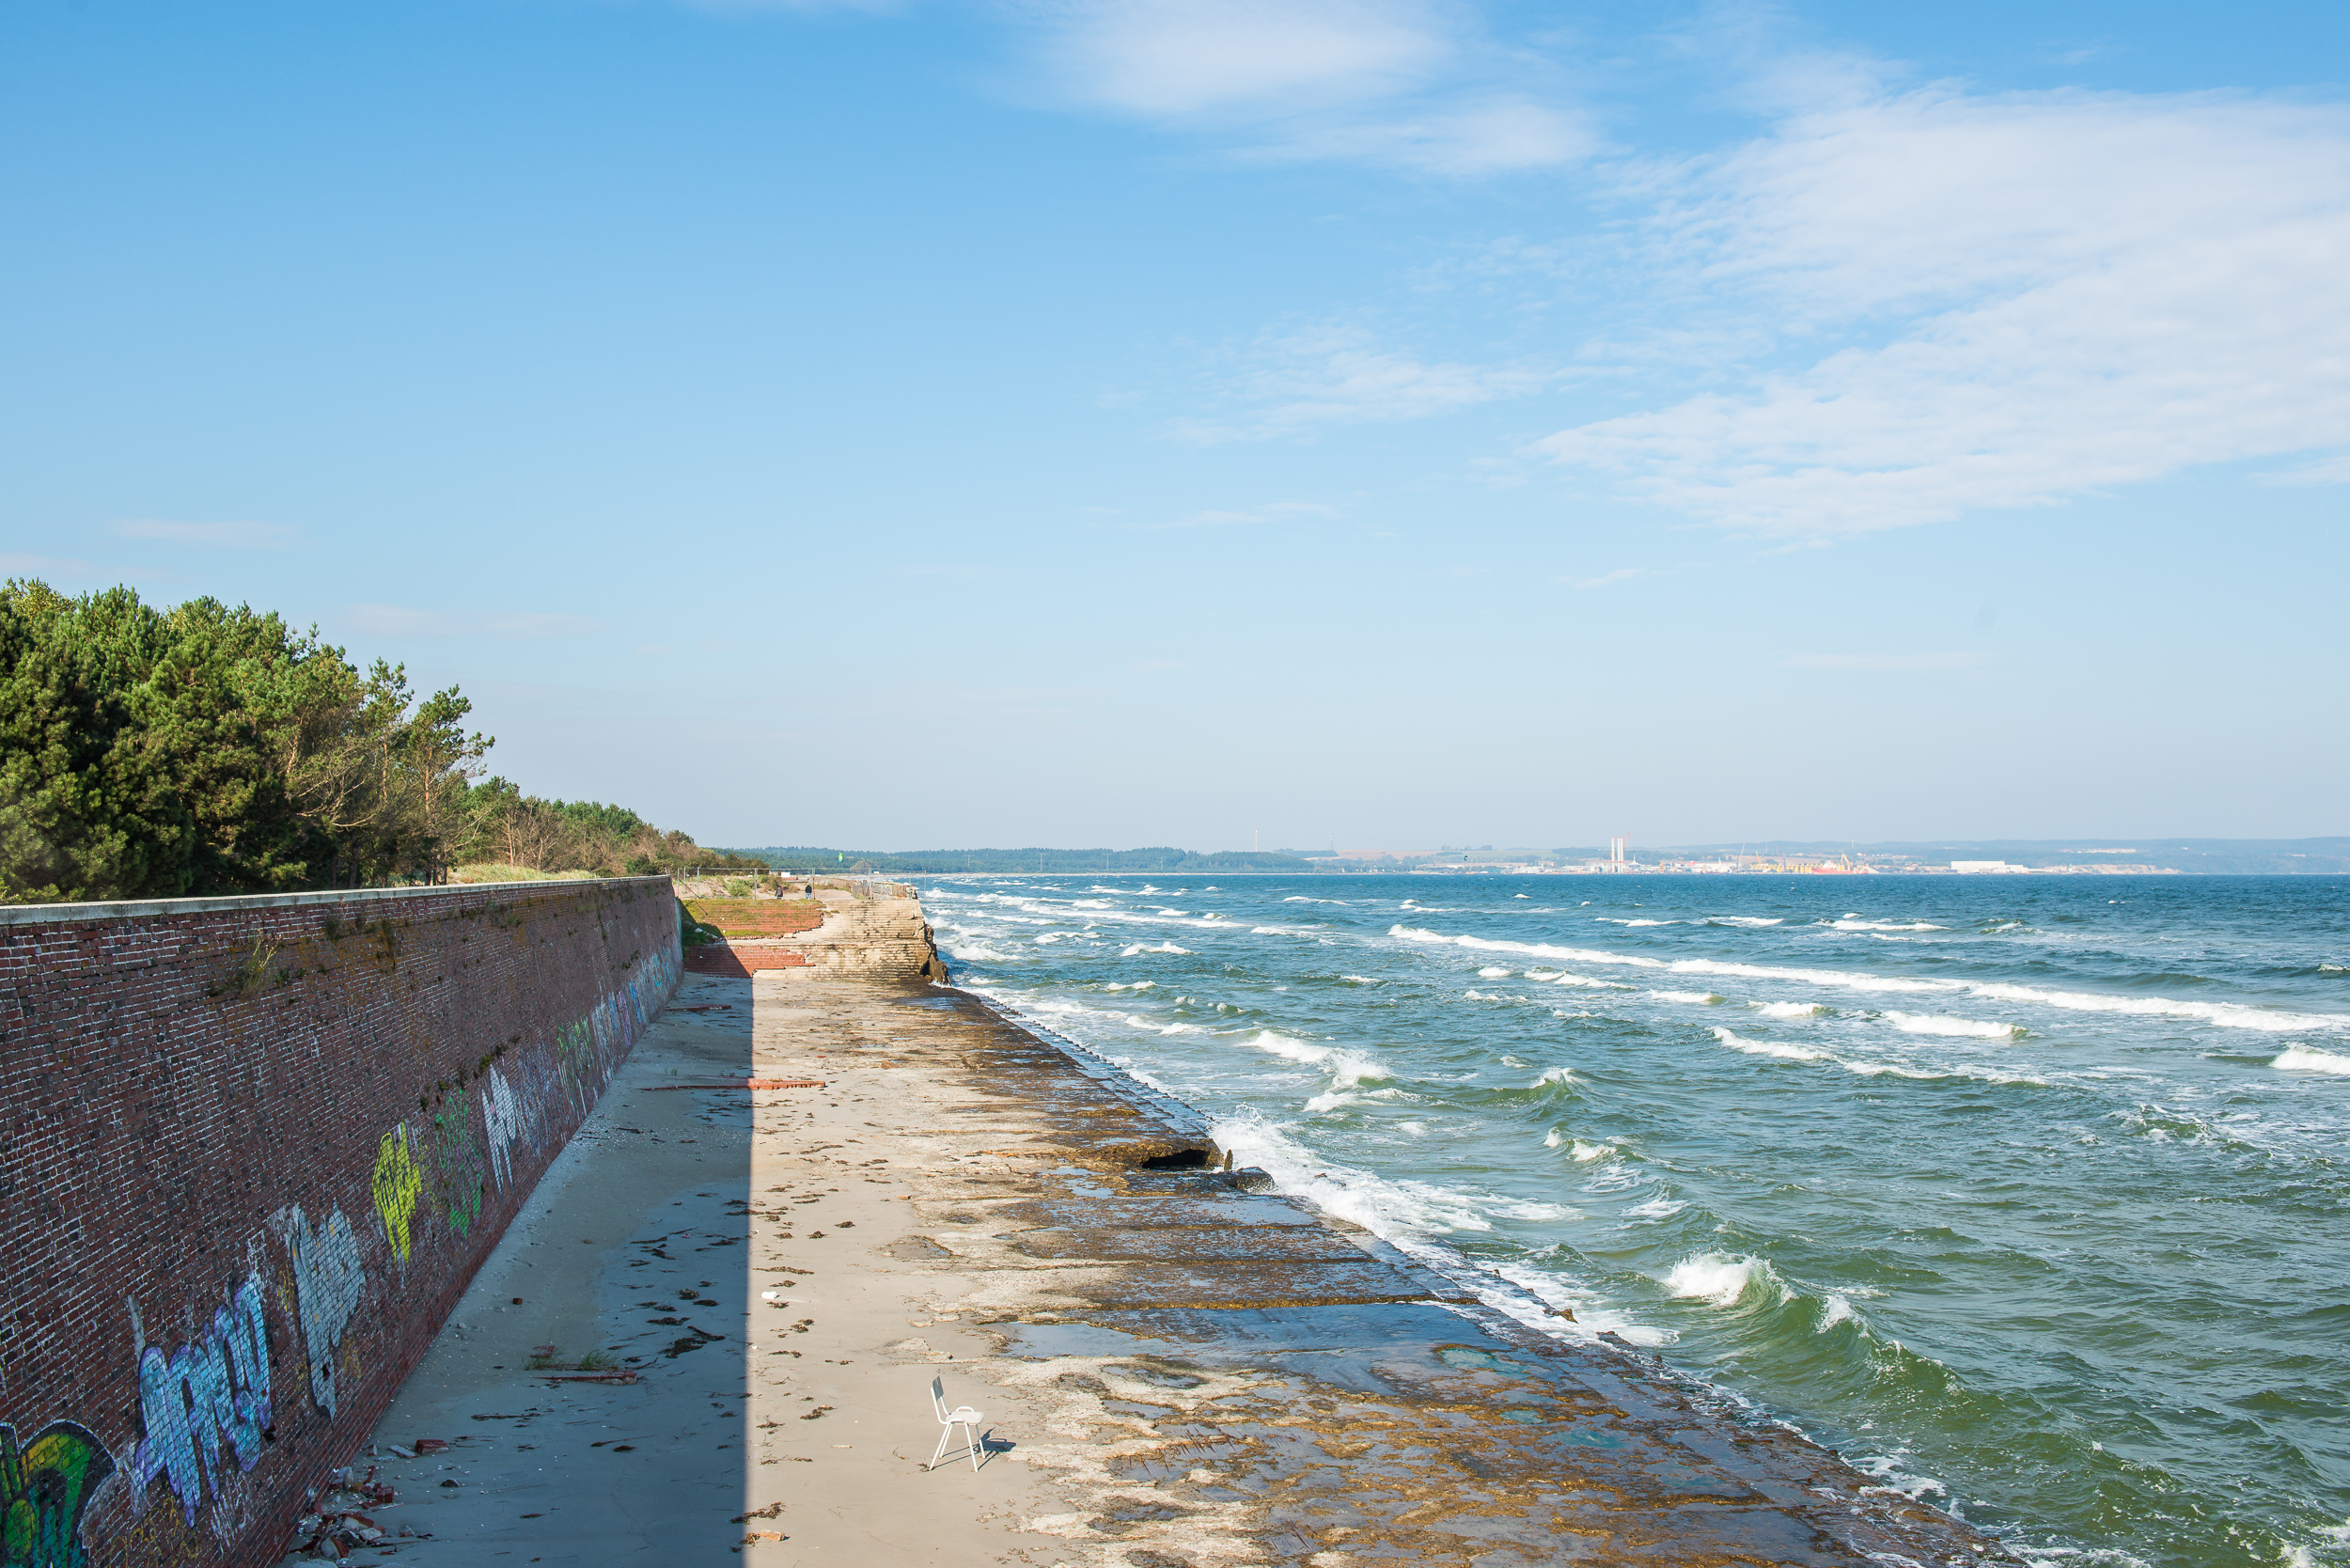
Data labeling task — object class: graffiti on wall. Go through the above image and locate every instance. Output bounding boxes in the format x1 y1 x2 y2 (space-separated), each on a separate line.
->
282 1207 367 1417
125 1276 271 1526
430 1110 488 1238
1 1419 115 1568
370 1125 422 1262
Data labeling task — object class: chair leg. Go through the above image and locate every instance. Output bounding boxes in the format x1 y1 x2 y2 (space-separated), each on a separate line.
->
930 1424 954 1471
964 1421 982 1471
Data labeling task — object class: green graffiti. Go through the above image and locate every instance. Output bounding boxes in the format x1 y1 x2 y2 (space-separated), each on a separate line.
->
1 1420 114 1568
431 1107 488 1236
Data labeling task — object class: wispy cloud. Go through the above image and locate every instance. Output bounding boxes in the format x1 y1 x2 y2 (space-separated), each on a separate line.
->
1566 567 1650 589
344 604 611 639
1153 499 1342 526
0 552 96 579
1017 0 1592 174
1537 88 2350 536
1782 651 1990 671
1173 323 1559 440
111 519 299 549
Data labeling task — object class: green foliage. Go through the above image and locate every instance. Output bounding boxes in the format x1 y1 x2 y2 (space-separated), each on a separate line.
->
0 579 490 902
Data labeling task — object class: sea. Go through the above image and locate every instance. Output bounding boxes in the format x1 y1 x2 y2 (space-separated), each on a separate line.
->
912 871 2350 1568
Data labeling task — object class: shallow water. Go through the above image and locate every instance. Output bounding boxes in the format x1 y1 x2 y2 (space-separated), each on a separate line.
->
915 872 2350 1568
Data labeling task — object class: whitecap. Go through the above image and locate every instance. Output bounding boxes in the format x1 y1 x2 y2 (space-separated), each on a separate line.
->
1661 1252 1781 1308
1712 1026 1826 1061
1339 974 1381 984
1392 924 2350 1034
1650 989 1721 1006
1543 1128 1562 1148
1598 917 1677 927
1626 1197 1685 1220
1753 1001 1821 1019
2274 1045 2350 1074
1883 1011 2020 1039
1829 918 1949 932
1706 916 1783 928
1478 966 1514 978
1569 1139 1610 1162
1817 1294 1859 1332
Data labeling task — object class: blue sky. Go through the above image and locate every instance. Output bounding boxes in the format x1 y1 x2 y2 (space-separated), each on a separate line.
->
5 0 2345 851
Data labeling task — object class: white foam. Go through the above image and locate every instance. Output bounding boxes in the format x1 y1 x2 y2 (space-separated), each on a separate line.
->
1883 1011 2020 1039
1598 917 1677 927
1626 1197 1686 1219
1753 1001 1822 1019
1706 916 1783 927
2274 1045 2350 1074
1242 1029 1391 1089
1072 899 1113 909
1569 1139 1611 1162
1661 1252 1780 1308
1712 1026 1827 1061
1478 965 1514 978
1129 980 1155 990
1829 918 1948 932
1818 1294 1859 1331
1392 924 2350 1034
1338 974 1381 984
1543 1128 1563 1148
1650 989 1721 1006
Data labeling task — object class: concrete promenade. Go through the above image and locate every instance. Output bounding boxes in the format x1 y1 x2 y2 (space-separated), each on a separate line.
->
326 888 2017 1566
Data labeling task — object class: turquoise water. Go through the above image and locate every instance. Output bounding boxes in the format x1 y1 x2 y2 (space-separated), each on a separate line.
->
916 873 2350 1568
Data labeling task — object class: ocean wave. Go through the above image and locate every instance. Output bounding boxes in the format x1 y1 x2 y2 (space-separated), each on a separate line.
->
1817 1294 1859 1332
2274 1045 2350 1074
1533 1066 1581 1087
1626 1197 1686 1220
941 940 1022 963
1478 965 1514 978
1712 1026 1828 1061
1829 918 1948 932
1339 974 1381 984
1597 917 1679 927
1392 925 2350 1033
1569 1139 1611 1162
1662 1251 1786 1309
1651 989 1722 1006
1118 941 1193 956
1705 916 1784 927
1241 1028 1391 1089
1883 1011 2021 1039
1753 1001 1822 1019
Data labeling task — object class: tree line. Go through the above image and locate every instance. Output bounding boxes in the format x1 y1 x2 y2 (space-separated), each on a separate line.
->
0 580 760 903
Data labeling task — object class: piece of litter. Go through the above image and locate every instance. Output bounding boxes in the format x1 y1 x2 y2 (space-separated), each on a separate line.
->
413 1439 450 1455
386 1446 415 1459
760 1291 783 1302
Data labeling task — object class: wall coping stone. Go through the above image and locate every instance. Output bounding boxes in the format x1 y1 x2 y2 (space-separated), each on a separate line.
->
0 873 675 927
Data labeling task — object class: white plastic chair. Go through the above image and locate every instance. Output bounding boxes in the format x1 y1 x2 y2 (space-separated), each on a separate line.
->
928 1376 986 1471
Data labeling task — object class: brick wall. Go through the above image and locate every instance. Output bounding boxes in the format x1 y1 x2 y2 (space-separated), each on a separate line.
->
0 875 681 1567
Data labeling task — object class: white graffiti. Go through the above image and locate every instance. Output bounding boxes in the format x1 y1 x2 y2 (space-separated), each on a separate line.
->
284 1205 368 1415
481 1066 529 1189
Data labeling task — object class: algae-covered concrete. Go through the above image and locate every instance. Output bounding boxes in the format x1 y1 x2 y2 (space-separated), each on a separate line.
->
336 888 2018 1566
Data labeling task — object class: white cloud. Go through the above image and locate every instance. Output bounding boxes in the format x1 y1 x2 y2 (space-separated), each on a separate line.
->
111 519 298 549
1022 0 1590 173
0 553 94 579
1538 88 2350 536
1154 499 1342 526
344 604 610 639
1042 0 1447 117
1174 323 1558 440
1782 651 1989 671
